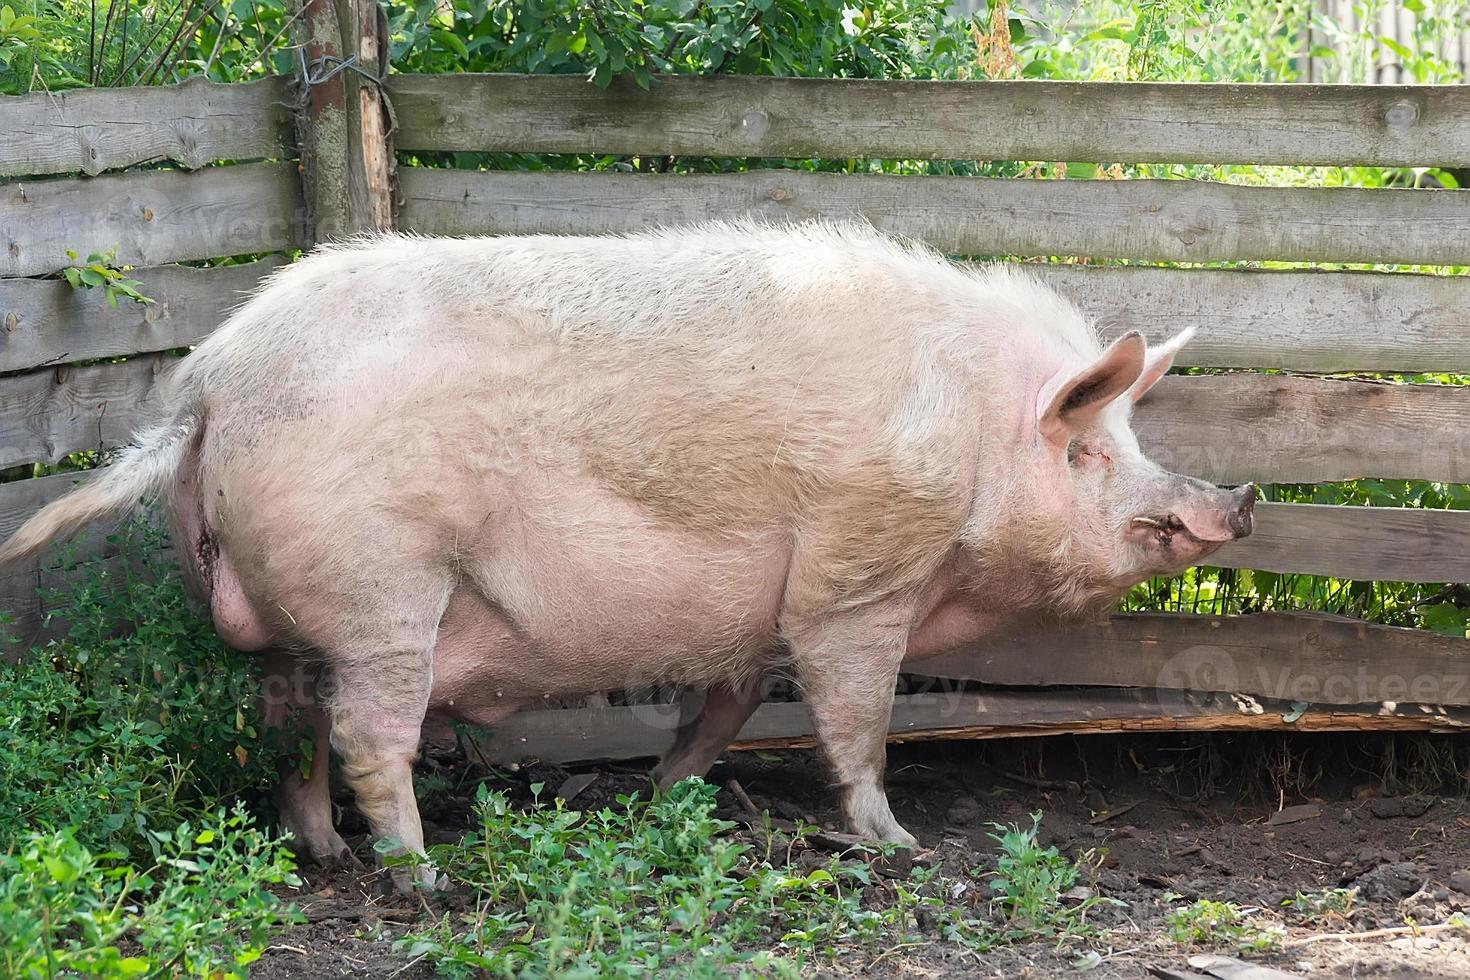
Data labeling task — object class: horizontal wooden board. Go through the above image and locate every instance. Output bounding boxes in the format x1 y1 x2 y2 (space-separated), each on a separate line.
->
0 355 171 470
1 162 305 278
8 255 1461 376
1 366 1466 576
1214 502 1470 582
917 611 1470 708
12 255 1459 376
474 686 1470 765
0 258 280 373
397 167 1470 266
1040 265 1470 374
1 76 293 179
389 74 1470 168
1137 374 1470 485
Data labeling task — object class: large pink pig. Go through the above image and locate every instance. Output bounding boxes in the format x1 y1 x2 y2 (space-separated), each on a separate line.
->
0 223 1252 890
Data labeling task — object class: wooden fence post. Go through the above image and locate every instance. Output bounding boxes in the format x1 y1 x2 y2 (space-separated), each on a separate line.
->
290 0 394 241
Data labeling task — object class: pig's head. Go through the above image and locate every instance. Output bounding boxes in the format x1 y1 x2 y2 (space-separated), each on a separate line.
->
1028 327 1255 606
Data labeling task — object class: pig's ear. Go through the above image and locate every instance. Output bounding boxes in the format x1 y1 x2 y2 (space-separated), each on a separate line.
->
1038 331 1147 445
1127 326 1196 403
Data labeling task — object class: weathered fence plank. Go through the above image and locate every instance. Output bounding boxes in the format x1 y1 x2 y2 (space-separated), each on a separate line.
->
0 259 282 373
2 385 1467 582
1137 374 1470 485
1216 502 1470 582
389 74 1470 168
0 76 294 179
0 356 170 470
0 549 170 654
4 369 1468 491
397 168 1470 266
915 612 1470 707
1042 265 1470 374
8 255 1464 374
474 686 1470 765
0 472 170 651
1 162 304 278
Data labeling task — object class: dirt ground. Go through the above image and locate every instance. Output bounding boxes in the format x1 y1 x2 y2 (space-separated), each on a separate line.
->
253 734 1470 978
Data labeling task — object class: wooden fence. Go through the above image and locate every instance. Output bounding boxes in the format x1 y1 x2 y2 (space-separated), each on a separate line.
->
4 65 1470 762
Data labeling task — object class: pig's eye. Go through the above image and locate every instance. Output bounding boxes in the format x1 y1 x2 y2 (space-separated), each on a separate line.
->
1067 440 1111 466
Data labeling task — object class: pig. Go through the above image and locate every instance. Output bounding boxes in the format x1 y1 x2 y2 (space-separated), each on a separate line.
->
0 222 1253 890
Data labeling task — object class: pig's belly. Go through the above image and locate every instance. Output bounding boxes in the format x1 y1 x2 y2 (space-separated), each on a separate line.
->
426 480 791 729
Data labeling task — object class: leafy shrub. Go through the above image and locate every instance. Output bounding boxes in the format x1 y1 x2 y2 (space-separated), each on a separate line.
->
0 808 300 979
0 521 299 978
0 520 283 859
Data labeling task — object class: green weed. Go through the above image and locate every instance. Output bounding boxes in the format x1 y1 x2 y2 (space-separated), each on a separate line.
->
1285 887 1357 926
61 247 154 308
1165 898 1284 952
0 520 299 977
394 783 1108 976
0 807 300 979
985 811 1110 942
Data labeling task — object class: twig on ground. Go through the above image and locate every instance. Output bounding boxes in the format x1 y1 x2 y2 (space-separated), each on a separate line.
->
727 778 759 816
1286 919 1467 947
865 942 928 971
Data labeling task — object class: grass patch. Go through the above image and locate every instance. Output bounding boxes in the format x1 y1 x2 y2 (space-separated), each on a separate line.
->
394 782 1103 977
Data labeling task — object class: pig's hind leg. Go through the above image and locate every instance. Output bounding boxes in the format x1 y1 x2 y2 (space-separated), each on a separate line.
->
652 676 765 787
259 650 355 868
314 575 455 894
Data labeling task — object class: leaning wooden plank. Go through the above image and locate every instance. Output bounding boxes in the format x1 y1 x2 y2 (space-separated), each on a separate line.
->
0 162 304 278
396 168 1470 266
388 74 1470 168
473 688 1470 765
0 258 283 373
1039 265 1470 374
0 470 147 572
0 547 173 655
1214 502 1470 582
0 76 294 179
0 355 170 470
1136 374 1470 485
917 611 1470 708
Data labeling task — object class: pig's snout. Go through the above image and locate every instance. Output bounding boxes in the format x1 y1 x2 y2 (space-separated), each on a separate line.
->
1226 484 1256 539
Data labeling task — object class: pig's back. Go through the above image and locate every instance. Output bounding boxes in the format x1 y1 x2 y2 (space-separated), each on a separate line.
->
174 223 1095 534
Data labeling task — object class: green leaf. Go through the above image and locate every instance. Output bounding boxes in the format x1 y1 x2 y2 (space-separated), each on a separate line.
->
43 853 79 884
195 829 216 844
1379 36 1412 60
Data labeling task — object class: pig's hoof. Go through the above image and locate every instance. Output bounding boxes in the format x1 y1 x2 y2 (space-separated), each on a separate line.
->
319 845 365 873
390 863 447 896
848 817 918 848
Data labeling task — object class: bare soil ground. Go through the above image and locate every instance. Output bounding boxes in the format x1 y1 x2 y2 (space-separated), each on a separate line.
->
253 734 1470 978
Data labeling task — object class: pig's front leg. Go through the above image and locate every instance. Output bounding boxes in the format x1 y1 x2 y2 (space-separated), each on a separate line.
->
785 607 915 845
